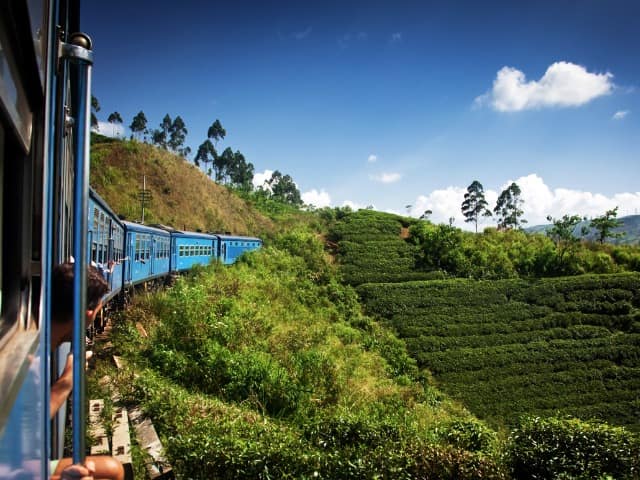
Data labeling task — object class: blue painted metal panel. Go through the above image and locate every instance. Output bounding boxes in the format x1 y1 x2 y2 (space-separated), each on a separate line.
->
172 232 217 271
216 235 262 265
122 222 170 286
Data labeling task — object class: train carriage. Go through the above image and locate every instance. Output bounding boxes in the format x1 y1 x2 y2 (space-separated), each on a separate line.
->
171 231 217 272
88 188 125 301
216 234 263 265
122 222 171 286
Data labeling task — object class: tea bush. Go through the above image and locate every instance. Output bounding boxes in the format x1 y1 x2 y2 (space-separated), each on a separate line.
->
508 416 640 479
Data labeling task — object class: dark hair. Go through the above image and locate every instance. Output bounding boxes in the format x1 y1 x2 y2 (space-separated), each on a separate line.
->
51 262 109 320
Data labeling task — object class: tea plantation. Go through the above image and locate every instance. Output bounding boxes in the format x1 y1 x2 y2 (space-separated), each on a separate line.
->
328 209 443 284
357 273 640 430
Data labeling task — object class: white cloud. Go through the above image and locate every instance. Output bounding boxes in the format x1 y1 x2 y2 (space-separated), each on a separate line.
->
367 154 378 163
252 169 274 190
612 110 629 120
293 27 312 40
408 174 640 230
302 189 331 208
390 32 402 43
95 121 125 138
409 186 467 225
475 61 614 112
370 172 402 183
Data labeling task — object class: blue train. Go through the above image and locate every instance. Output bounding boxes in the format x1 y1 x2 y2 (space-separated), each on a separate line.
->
0 1 261 478
89 190 261 300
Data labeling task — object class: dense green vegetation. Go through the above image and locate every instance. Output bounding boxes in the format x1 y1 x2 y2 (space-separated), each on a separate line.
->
88 229 640 478
88 141 640 478
93 230 519 479
357 274 640 430
327 210 640 287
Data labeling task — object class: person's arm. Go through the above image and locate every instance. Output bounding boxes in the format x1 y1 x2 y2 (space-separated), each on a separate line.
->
50 351 93 418
50 354 73 418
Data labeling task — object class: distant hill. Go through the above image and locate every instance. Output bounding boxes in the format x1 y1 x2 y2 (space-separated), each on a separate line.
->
527 215 640 245
89 135 275 237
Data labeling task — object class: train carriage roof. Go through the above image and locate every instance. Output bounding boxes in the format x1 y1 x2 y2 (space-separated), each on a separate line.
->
89 188 124 228
121 221 171 236
215 234 262 242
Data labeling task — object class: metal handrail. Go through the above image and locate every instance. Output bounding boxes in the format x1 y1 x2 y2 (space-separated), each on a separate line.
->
59 32 93 465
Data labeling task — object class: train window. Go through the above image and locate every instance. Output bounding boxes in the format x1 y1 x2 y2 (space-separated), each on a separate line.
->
135 237 140 261
0 24 33 150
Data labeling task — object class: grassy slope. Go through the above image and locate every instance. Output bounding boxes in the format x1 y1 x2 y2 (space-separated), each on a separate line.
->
90 135 275 236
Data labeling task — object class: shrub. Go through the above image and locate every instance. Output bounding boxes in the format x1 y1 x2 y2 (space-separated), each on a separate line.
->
508 416 640 479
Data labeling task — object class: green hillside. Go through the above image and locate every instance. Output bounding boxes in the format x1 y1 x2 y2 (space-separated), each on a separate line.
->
357 274 640 430
87 141 640 478
90 135 276 236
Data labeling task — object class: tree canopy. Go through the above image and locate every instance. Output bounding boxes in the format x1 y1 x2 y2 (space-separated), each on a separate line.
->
494 183 526 230
129 111 148 141
461 180 492 232
590 206 625 244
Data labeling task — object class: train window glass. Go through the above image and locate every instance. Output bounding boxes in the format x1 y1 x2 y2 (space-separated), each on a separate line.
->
0 25 33 150
179 245 184 256
27 0 48 86
135 237 140 261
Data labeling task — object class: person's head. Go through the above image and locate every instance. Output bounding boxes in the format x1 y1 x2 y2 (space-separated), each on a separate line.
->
51 262 109 333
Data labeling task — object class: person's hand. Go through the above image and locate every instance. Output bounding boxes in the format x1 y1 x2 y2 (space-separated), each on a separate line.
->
60 460 95 479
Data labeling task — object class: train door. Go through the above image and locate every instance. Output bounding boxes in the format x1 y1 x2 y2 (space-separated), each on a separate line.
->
150 237 156 276
171 237 177 271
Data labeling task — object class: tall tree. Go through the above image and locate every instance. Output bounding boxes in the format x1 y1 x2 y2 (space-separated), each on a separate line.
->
269 170 302 205
590 206 625 244
216 147 234 183
168 116 188 152
152 114 172 149
207 119 226 146
194 139 216 175
107 111 123 137
228 150 254 190
129 111 148 141
90 95 100 130
461 180 492 233
494 182 526 230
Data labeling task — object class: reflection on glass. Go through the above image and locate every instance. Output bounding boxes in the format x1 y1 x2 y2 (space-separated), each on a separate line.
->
27 0 46 86
0 28 33 150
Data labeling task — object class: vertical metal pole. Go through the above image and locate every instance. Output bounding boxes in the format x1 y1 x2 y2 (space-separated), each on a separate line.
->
61 33 93 465
42 1 60 477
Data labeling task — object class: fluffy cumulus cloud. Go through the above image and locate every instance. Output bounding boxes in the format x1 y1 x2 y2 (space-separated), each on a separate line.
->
612 110 629 120
367 154 378 163
409 174 640 231
370 172 402 183
476 62 614 112
95 121 125 138
302 189 331 208
252 169 274 190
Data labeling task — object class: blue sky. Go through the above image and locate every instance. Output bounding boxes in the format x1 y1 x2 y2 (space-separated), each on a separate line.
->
83 0 640 228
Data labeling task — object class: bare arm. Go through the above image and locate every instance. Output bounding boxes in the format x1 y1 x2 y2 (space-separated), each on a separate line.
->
50 354 73 418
